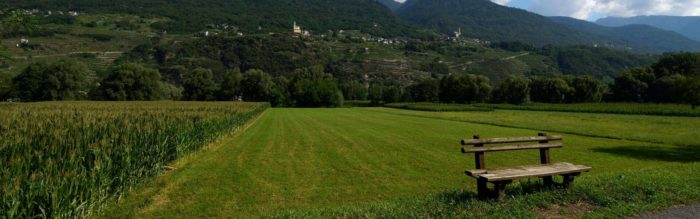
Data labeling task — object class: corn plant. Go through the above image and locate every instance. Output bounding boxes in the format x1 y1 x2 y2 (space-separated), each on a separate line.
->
0 101 269 218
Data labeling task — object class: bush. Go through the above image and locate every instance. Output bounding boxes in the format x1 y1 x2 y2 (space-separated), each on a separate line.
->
12 59 91 101
529 77 572 103
407 78 439 102
183 68 217 101
567 76 605 103
496 76 529 104
683 77 700 109
241 69 277 103
290 66 343 107
439 74 492 104
96 63 163 100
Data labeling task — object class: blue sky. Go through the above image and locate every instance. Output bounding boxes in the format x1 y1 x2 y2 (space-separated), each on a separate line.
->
394 0 700 21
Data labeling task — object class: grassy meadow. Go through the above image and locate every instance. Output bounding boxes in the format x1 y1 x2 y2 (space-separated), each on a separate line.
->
0 102 268 218
99 106 700 218
476 103 700 117
385 102 493 112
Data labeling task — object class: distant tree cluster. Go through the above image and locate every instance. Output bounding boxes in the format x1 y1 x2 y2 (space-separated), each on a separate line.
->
6 59 343 107
611 53 700 108
340 74 603 106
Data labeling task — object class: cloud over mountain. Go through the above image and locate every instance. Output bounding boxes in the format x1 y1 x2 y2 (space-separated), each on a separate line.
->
525 0 700 20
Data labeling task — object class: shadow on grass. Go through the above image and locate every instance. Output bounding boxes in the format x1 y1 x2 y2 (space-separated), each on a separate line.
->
435 179 568 203
593 145 700 163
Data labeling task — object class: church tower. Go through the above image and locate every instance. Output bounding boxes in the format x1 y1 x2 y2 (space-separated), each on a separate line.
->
293 22 302 34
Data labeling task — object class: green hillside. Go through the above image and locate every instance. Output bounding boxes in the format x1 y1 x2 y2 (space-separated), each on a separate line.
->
597 16 700 42
377 0 402 11
396 0 600 46
0 0 416 36
551 16 700 53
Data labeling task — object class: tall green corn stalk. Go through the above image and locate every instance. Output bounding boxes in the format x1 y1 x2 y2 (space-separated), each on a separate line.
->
0 102 269 218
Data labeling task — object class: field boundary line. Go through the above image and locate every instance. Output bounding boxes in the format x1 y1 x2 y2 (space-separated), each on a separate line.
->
370 108 679 147
177 107 269 161
115 108 270 217
476 106 700 118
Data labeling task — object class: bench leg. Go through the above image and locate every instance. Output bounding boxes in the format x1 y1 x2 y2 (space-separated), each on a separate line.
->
562 174 576 191
542 176 554 188
477 178 489 199
493 181 511 201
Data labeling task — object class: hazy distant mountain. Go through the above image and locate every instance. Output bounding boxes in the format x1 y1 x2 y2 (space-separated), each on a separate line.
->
552 16 700 53
1 0 414 36
396 0 600 46
377 0 402 11
596 16 700 42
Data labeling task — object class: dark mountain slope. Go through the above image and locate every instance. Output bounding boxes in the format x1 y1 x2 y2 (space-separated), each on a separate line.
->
377 0 402 11
1 0 414 36
597 16 700 42
551 16 700 53
396 0 600 46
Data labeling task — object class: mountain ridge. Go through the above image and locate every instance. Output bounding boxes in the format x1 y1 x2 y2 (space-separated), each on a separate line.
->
596 16 700 42
396 0 601 46
551 16 700 53
0 0 415 36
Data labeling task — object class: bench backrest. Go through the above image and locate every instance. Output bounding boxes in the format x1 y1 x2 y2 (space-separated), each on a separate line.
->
461 133 562 170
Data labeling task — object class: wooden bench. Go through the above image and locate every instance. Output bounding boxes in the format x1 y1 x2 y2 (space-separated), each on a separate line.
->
460 133 591 200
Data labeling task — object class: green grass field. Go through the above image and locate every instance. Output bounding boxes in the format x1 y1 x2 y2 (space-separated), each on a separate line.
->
100 107 700 218
477 103 700 117
385 102 493 112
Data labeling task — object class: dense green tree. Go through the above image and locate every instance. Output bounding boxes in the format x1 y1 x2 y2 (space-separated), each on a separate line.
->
648 74 686 103
652 53 700 77
97 63 163 100
13 59 91 101
496 76 530 104
217 68 242 101
340 81 367 101
290 66 343 107
683 77 700 109
271 76 290 107
161 65 188 84
0 72 12 100
382 86 402 104
407 78 439 102
612 67 653 102
368 84 383 106
240 69 277 103
439 74 492 104
567 76 605 103
529 77 572 103
183 68 217 101
160 82 183 100
0 9 37 37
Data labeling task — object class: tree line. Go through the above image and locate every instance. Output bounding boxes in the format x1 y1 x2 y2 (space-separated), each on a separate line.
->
3 52 699 108
4 59 344 107
340 53 699 108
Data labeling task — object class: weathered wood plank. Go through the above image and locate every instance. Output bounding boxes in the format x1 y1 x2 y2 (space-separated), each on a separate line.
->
461 136 562 145
465 162 591 182
462 143 563 153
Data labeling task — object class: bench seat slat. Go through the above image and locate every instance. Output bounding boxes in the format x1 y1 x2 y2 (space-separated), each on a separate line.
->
462 143 563 153
462 136 562 145
465 162 591 182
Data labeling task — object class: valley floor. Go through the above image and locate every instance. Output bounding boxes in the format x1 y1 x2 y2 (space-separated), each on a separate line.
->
100 107 700 218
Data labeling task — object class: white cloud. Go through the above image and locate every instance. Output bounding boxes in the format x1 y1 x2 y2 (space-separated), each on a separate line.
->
492 0 512 5
523 0 700 20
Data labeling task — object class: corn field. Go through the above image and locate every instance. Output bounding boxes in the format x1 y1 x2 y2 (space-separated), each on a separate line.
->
0 101 269 218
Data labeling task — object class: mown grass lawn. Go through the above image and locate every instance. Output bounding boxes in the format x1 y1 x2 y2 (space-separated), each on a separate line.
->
100 107 700 218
